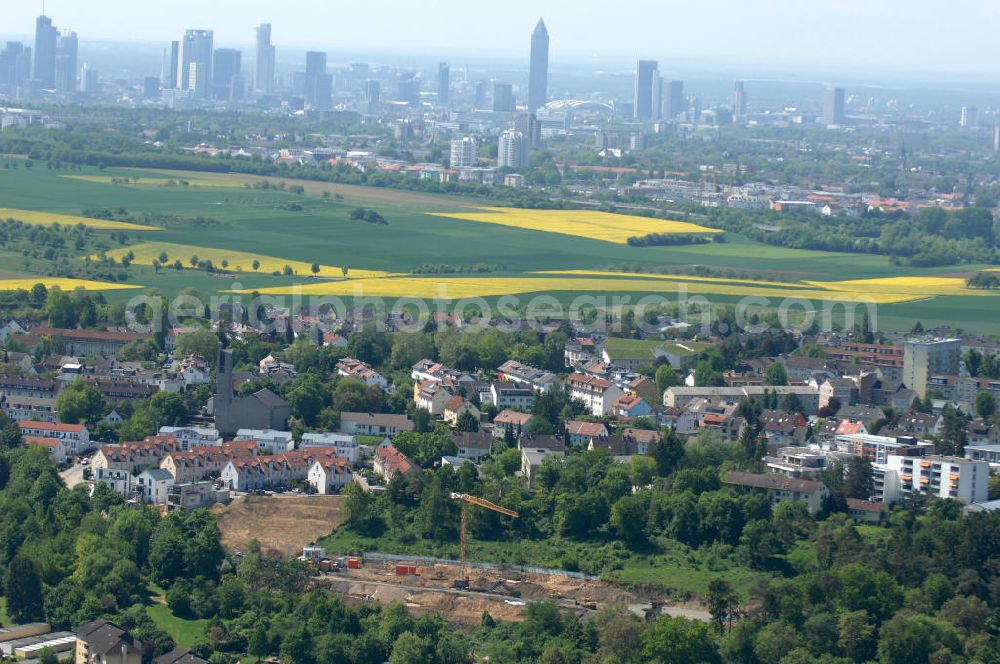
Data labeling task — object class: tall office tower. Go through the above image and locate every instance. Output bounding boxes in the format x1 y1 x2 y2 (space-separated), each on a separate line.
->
960 106 978 129
663 79 684 120
80 66 98 95
33 15 58 89
0 43 32 89
54 31 78 93
212 48 242 101
437 62 450 106
994 123 1000 152
634 60 658 119
903 337 961 398
449 136 479 168
474 80 488 108
651 73 663 120
397 73 419 105
142 76 161 99
823 86 845 126
731 80 747 119
165 41 180 88
365 79 381 113
527 18 549 112
178 29 214 98
497 130 530 169
255 23 275 94
493 81 515 112
304 51 332 108
514 112 541 147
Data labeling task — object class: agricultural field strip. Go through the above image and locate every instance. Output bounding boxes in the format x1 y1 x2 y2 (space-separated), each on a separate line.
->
0 277 140 292
0 207 162 231
61 174 247 188
235 275 933 304
101 242 394 280
428 207 722 244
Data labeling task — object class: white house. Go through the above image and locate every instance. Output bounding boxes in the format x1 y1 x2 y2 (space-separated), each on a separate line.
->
489 383 535 411
23 436 67 464
301 432 359 464
18 421 91 455
414 380 452 415
307 459 352 494
158 426 222 451
235 429 295 452
337 357 393 393
136 468 175 504
565 373 624 416
497 360 559 393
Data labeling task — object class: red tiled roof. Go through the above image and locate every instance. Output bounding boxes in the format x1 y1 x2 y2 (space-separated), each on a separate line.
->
19 420 85 433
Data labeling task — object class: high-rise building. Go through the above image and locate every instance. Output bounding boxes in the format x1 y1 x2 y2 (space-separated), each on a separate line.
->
450 136 479 169
165 41 180 89
53 31 78 94
514 112 542 147
651 73 663 121
437 62 450 106
255 23 275 95
960 106 978 129
634 60 658 119
493 81 515 113
213 48 243 101
528 18 549 112
303 51 332 108
903 337 961 398
178 29 214 98
0 42 32 90
994 123 1000 152
823 86 845 126
663 79 685 120
365 79 381 113
80 66 98 96
143 76 161 99
397 73 419 105
731 80 747 120
474 80 488 108
498 129 530 169
33 15 58 89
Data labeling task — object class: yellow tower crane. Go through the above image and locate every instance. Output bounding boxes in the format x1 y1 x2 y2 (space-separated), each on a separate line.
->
449 492 518 590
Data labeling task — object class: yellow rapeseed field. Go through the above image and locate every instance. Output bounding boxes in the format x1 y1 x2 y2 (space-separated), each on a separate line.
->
428 207 722 244
62 174 246 188
235 275 920 304
537 270 814 289
0 277 140 292
806 276 991 297
0 208 161 232
102 242 393 279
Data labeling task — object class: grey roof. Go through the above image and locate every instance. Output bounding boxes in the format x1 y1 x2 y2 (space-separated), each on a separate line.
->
154 648 210 664
251 388 289 408
723 470 825 494
140 468 174 481
74 620 139 656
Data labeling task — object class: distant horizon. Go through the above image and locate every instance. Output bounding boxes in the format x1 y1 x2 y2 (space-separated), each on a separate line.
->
4 0 1000 84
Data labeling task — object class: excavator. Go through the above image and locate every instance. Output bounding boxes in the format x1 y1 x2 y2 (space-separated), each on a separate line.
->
449 492 518 590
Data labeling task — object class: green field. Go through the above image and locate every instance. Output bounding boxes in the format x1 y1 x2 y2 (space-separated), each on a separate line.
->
0 165 997 333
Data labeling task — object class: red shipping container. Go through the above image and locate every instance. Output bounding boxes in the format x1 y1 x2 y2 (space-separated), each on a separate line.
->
409 566 418 575
347 558 361 569
395 565 408 575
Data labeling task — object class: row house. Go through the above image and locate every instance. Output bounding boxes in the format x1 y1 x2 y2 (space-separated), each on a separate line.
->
373 443 418 481
339 412 414 437
308 459 353 494
566 373 625 417
221 447 347 492
18 420 90 455
234 429 295 452
496 360 559 393
161 448 233 483
0 374 58 400
1 395 56 422
93 435 180 475
85 378 158 404
337 357 393 392
17 327 146 357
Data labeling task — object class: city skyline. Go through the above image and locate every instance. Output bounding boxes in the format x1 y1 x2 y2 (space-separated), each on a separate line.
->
3 0 1000 78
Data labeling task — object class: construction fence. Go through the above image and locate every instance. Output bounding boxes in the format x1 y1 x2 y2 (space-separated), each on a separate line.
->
360 552 598 581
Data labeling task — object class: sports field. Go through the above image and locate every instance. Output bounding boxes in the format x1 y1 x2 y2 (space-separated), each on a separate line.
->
0 165 996 332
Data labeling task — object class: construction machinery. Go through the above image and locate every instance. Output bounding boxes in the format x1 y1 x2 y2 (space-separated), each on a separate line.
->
449 492 518 590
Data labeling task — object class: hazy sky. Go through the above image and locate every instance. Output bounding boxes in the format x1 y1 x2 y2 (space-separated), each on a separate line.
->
6 0 1000 77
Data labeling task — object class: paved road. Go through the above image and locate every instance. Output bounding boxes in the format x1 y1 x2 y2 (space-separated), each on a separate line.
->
59 462 87 489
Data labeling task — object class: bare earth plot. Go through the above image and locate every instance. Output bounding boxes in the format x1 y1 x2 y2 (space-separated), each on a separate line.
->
212 495 343 558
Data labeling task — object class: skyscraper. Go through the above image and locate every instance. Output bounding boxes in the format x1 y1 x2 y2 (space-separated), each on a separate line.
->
450 136 479 169
474 81 488 108
634 60 658 119
514 112 541 147
303 52 332 108
498 130 530 169
0 43 32 90
960 106 978 129
33 15 58 89
437 62 450 106
493 81 515 112
165 41 180 88
651 74 663 121
365 79 381 113
731 80 747 119
178 29 214 98
213 49 243 101
663 80 685 120
255 24 275 95
823 86 845 126
528 18 549 112
54 31 78 94
397 73 419 105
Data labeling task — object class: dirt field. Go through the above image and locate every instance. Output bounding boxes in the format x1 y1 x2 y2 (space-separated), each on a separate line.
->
317 558 711 625
212 494 343 558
